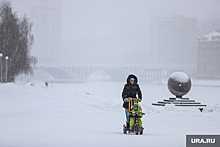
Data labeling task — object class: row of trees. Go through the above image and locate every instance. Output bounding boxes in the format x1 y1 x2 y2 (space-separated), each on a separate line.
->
0 0 36 82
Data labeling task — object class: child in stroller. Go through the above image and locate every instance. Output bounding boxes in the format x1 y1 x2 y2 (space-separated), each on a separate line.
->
128 103 144 134
123 99 145 135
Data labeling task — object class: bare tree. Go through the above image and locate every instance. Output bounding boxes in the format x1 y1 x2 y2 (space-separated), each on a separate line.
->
0 1 36 82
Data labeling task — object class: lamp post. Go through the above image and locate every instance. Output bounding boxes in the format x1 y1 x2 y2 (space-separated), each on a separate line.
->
9 58 12 82
0 53 2 84
5 56 8 83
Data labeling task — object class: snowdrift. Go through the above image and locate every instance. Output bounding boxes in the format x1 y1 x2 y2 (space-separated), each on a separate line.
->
0 82 219 147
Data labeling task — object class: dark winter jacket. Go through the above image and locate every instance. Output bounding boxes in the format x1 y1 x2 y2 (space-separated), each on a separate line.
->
122 74 142 109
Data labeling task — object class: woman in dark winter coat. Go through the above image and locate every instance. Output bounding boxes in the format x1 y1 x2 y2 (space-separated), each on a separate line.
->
122 74 142 128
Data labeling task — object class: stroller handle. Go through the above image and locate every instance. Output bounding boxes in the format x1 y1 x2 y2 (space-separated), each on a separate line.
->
128 97 138 100
129 116 143 118
130 112 145 115
128 97 139 111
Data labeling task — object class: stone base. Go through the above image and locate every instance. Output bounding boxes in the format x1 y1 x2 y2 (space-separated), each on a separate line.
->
152 103 165 106
152 97 206 107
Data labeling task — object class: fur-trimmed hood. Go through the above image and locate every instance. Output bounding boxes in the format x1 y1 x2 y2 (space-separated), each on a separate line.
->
126 74 138 84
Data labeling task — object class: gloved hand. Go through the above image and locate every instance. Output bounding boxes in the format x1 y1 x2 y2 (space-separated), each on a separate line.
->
137 98 142 102
124 98 129 102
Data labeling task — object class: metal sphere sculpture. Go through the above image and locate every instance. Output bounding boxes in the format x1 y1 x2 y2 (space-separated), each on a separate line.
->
168 72 191 98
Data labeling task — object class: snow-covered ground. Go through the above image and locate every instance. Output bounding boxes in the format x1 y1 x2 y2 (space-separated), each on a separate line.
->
0 81 220 147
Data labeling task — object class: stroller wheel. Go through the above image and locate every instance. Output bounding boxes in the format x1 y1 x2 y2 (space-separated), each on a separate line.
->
135 129 139 135
134 125 139 135
140 127 144 135
123 125 127 134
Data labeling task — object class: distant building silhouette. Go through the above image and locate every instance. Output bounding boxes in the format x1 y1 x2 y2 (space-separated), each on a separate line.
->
198 30 220 79
150 15 197 73
31 0 61 66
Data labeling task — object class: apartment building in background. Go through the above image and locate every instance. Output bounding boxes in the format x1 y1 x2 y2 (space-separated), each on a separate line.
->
150 16 197 73
198 30 220 79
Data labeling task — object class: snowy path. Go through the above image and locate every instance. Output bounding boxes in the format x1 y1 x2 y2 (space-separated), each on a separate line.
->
0 82 220 147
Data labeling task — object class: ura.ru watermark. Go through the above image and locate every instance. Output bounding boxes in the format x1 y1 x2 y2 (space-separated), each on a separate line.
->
186 135 220 147
191 138 215 144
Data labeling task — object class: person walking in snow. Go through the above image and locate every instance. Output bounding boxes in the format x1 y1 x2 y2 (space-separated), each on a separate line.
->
122 74 142 129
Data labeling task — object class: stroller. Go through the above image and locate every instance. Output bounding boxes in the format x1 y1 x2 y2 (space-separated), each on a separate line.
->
123 98 145 135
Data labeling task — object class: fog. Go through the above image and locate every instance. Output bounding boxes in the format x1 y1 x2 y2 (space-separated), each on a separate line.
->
9 0 220 80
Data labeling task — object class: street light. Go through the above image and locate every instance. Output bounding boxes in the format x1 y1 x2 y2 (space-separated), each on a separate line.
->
0 53 2 84
9 58 12 82
5 56 8 83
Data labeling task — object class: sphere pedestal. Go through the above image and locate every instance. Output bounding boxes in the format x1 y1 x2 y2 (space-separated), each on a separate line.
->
152 72 206 109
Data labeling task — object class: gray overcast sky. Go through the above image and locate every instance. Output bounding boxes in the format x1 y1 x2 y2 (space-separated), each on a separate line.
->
9 0 220 65
11 0 220 38
62 0 220 39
